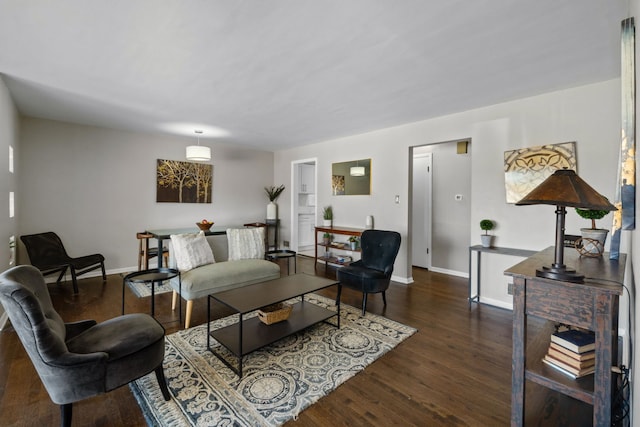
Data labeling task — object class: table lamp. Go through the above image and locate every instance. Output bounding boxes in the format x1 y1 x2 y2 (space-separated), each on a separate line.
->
516 169 616 283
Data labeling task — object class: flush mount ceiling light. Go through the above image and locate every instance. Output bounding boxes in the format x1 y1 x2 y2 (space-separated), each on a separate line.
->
186 130 211 161
350 161 365 176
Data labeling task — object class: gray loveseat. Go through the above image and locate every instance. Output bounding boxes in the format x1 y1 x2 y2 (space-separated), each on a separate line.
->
169 230 281 328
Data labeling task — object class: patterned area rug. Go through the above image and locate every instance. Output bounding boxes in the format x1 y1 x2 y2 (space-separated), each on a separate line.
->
130 294 416 426
121 272 173 298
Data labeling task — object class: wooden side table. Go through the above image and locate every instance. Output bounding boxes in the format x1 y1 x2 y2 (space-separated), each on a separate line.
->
505 247 625 426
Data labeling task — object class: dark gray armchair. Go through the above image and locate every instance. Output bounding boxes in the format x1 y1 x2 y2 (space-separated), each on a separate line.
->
336 230 401 315
0 265 170 427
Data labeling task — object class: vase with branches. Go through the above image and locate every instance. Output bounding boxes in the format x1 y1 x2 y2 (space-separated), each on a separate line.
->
265 185 285 219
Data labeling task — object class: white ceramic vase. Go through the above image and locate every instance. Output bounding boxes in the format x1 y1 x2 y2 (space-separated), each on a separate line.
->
267 202 277 220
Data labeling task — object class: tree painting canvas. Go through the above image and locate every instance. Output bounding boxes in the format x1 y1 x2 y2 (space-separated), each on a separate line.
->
156 159 213 203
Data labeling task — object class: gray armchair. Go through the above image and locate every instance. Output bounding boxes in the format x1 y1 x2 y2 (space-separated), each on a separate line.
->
0 265 170 427
336 229 401 315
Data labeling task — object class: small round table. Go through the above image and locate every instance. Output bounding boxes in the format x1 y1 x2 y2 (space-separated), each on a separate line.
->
265 250 297 275
122 268 180 317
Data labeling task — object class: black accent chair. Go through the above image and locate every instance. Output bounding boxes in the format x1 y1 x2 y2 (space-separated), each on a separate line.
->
336 229 401 315
0 265 171 427
20 231 106 293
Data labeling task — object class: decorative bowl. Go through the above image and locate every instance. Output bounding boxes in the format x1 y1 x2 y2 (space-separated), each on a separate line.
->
196 222 214 231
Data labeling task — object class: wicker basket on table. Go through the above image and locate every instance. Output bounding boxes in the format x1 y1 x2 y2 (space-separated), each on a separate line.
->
258 302 292 325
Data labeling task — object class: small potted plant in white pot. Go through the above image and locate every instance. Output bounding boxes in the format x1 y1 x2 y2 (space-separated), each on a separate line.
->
348 235 359 250
575 207 611 256
480 219 495 248
322 205 333 227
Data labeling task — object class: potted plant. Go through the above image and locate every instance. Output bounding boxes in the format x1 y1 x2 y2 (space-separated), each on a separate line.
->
322 205 333 227
264 184 285 220
575 207 611 256
480 219 495 248
322 232 332 245
348 235 359 250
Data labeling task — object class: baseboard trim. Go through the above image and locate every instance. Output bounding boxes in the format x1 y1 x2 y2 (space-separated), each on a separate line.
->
428 266 468 278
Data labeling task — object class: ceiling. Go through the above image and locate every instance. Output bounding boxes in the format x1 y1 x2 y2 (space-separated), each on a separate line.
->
0 1 629 151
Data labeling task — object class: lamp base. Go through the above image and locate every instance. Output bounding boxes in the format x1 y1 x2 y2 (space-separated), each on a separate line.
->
536 265 584 283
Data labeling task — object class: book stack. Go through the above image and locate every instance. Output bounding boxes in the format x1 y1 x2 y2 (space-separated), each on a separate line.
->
542 329 596 379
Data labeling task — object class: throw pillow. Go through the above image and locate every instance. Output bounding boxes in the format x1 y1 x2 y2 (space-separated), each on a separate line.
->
227 227 265 261
170 231 215 272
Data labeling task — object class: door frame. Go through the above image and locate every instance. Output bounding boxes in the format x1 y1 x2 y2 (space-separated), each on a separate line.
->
290 158 317 252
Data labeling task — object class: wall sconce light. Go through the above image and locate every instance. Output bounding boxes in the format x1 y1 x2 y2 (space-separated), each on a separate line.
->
516 169 616 283
186 130 211 161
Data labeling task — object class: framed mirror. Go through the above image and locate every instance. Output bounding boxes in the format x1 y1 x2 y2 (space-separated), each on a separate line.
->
331 159 371 195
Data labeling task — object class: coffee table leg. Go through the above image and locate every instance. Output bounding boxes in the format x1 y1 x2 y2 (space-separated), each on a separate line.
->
238 313 243 377
207 297 211 350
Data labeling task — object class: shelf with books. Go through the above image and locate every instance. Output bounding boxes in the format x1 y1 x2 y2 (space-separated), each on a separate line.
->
505 246 626 426
542 328 596 377
314 226 363 275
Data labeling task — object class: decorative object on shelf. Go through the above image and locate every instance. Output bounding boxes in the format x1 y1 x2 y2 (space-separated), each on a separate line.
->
516 169 616 283
157 159 213 203
322 232 331 245
196 219 214 231
265 184 285 220
575 205 611 256
322 205 333 226
480 219 494 247
348 235 359 250
186 130 211 161
504 141 577 203
365 215 374 229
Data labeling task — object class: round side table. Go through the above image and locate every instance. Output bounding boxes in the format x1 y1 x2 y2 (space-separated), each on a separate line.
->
265 250 297 275
122 268 180 317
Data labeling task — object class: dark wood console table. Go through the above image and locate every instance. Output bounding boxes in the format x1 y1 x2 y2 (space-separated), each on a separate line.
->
314 225 363 274
504 247 625 426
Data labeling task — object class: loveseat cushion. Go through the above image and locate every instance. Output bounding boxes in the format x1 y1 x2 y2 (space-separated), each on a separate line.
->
171 259 280 300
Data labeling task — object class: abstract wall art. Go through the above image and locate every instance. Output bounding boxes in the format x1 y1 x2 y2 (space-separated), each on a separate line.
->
504 142 577 203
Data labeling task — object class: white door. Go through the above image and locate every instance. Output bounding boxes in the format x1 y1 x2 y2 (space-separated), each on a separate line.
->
412 153 432 269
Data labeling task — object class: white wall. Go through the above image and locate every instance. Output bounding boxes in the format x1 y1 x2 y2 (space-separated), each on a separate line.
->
274 79 621 294
17 118 275 272
0 76 20 326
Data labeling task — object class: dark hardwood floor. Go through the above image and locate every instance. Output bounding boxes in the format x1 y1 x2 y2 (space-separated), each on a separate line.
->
0 256 583 426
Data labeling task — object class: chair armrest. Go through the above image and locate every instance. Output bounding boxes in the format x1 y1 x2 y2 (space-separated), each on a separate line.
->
65 320 98 341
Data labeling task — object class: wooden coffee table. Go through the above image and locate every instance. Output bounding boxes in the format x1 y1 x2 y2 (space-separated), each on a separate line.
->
206 273 339 377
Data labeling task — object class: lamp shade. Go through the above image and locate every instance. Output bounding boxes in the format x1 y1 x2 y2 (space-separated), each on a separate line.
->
516 169 616 211
186 145 211 161
350 166 365 176
516 168 616 283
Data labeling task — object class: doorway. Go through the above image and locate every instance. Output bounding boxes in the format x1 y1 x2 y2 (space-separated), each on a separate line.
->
412 152 432 269
410 139 471 275
291 158 317 256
